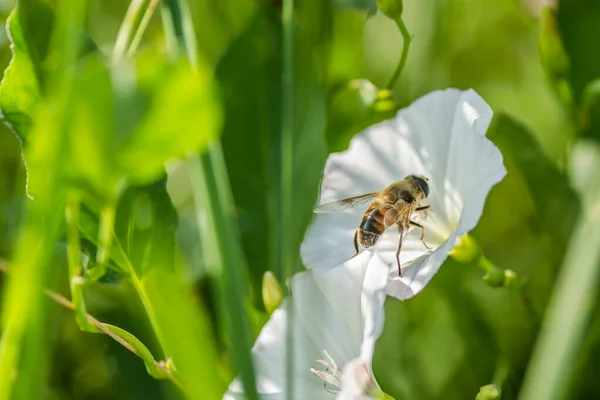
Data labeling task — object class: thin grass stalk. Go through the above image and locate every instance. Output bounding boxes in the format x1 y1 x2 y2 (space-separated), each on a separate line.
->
281 0 295 398
160 0 259 398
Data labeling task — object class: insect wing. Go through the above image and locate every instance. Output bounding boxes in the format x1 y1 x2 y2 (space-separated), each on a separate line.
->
314 192 379 213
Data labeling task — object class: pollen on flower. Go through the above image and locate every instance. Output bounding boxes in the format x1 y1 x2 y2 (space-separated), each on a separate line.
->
310 351 343 394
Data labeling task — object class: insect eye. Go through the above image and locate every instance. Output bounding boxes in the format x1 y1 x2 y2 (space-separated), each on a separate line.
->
413 176 430 197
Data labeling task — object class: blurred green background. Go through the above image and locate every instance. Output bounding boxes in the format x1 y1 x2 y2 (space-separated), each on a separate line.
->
0 0 599 399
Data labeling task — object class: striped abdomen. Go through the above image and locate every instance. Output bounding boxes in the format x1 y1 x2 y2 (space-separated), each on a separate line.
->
357 204 388 248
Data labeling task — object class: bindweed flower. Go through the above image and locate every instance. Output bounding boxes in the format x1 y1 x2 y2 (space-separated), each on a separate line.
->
224 252 390 399
301 89 507 300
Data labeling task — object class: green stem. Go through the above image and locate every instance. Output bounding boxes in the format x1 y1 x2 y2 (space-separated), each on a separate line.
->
478 254 495 272
130 275 172 358
386 17 411 90
65 192 99 332
282 0 294 399
113 0 159 62
160 1 258 398
0 0 88 397
95 204 116 270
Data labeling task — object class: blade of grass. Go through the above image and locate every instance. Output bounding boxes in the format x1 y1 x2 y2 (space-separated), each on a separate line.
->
113 0 159 62
0 0 88 397
281 0 294 399
161 1 259 398
518 142 600 400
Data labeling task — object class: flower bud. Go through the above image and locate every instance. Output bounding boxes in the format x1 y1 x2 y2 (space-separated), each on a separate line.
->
372 89 396 113
483 268 517 288
377 0 403 20
262 271 283 315
476 384 501 400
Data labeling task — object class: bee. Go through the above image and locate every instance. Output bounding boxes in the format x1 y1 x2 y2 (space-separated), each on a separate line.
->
314 174 431 276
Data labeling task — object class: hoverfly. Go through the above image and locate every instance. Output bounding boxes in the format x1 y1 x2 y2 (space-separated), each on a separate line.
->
314 174 431 276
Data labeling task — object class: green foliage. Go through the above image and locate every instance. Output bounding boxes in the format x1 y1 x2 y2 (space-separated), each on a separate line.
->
0 0 95 141
0 0 600 399
488 115 580 248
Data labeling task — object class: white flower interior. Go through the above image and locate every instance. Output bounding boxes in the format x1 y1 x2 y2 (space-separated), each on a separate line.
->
301 88 507 300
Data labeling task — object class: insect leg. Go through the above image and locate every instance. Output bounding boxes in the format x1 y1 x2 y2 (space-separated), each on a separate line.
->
352 229 360 258
415 205 430 212
396 229 404 277
410 220 432 249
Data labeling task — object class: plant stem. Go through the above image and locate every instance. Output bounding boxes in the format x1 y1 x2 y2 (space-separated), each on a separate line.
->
65 192 99 332
518 184 600 399
130 274 172 358
160 0 258 398
281 0 295 399
113 0 159 62
0 259 184 391
96 204 116 267
386 17 411 90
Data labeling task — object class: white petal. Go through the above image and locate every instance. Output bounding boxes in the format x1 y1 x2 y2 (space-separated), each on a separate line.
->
225 257 389 399
337 359 378 400
302 88 506 299
224 301 328 399
385 231 458 300
442 90 506 231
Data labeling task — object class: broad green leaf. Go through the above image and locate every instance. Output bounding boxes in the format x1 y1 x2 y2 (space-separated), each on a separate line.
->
518 140 600 400
487 114 580 248
558 0 600 106
113 180 178 277
0 1 88 398
216 9 282 286
191 0 256 64
292 0 332 272
216 4 330 284
143 266 226 399
79 180 177 279
118 57 221 184
102 323 166 379
0 0 96 141
0 6 46 139
63 53 221 202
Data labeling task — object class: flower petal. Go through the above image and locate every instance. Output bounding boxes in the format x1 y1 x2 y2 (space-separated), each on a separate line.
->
225 256 389 399
302 88 505 300
337 359 378 400
385 231 458 300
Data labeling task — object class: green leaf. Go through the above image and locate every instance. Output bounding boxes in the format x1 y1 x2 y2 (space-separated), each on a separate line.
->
142 266 226 398
216 9 282 285
62 53 221 202
0 5 46 140
118 56 222 184
79 179 177 279
487 114 580 248
102 324 166 379
0 0 96 141
216 5 330 284
558 0 600 106
113 180 178 277
518 140 600 400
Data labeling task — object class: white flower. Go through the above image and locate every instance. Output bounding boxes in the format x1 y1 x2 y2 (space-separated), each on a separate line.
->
224 252 390 399
301 89 507 300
